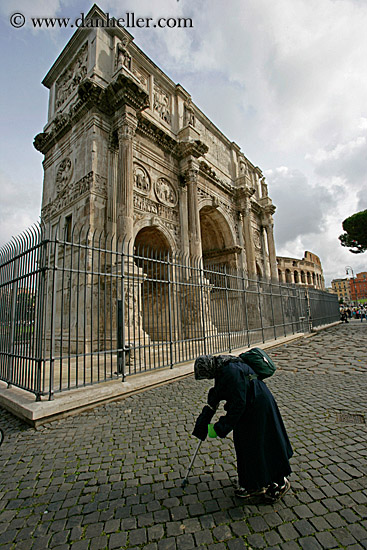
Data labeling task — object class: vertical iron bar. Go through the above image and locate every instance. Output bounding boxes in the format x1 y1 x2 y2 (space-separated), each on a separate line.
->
199 262 207 357
34 234 47 401
167 253 174 367
117 299 124 380
224 265 231 353
270 279 276 340
121 241 126 380
8 249 19 387
49 232 58 401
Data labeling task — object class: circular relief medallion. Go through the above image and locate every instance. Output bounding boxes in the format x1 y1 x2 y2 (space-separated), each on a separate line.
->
154 178 177 207
253 229 262 250
56 157 73 192
134 165 151 195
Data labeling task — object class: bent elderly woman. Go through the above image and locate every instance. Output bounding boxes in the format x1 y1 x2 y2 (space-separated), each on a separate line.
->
193 354 293 502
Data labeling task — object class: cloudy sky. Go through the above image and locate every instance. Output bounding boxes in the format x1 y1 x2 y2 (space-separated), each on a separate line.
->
1 0 366 285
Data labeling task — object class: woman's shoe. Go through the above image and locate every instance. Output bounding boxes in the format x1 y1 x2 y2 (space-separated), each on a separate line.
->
234 486 266 499
264 477 291 502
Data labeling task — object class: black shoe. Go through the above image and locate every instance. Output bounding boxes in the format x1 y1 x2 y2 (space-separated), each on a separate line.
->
234 486 266 499
264 478 291 502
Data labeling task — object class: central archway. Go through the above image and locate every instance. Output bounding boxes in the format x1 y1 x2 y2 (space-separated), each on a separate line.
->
133 226 172 343
199 205 237 271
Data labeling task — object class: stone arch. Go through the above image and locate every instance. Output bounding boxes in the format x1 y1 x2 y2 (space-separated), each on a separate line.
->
199 204 237 270
134 217 177 256
133 225 173 341
294 270 299 284
285 269 292 283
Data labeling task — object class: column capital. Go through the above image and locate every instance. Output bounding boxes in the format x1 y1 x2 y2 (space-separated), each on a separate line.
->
262 214 274 229
116 108 138 141
180 157 200 186
183 167 199 185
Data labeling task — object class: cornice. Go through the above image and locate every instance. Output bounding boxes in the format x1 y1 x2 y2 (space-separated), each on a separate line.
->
177 141 209 160
136 114 178 155
105 74 149 113
199 161 234 196
203 245 242 260
34 76 149 155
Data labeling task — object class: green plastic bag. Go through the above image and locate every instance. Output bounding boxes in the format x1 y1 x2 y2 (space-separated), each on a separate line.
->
239 348 276 380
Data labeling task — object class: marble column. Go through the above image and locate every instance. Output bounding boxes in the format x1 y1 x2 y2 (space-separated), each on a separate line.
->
264 222 278 281
242 202 256 276
178 181 190 258
107 134 118 237
116 106 138 245
185 163 202 261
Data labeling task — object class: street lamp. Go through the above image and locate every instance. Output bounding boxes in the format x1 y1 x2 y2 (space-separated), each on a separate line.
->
345 266 356 306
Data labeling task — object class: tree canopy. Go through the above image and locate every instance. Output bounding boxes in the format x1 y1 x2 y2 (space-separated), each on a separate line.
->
339 210 367 254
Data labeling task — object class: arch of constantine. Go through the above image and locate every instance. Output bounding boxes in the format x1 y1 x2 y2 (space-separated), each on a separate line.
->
34 4 277 282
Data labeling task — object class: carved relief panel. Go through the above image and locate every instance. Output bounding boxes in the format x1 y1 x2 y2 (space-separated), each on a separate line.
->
55 43 88 111
253 228 262 251
153 85 171 124
132 65 150 92
133 164 151 195
133 163 179 237
154 178 177 208
56 157 73 193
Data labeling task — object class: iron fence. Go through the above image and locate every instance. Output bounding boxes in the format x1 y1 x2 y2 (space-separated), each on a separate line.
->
0 223 340 400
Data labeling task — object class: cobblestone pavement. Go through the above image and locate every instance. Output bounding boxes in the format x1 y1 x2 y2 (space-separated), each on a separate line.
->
1 320 366 550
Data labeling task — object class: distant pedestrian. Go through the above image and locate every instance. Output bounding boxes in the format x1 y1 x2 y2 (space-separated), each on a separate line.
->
341 310 349 323
193 354 293 502
361 308 367 322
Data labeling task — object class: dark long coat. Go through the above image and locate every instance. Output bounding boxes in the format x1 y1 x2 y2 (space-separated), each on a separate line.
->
208 357 293 492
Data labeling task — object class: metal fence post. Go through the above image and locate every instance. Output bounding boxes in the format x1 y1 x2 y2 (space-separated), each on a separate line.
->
199 262 207 357
305 288 312 332
224 265 232 352
48 231 59 401
7 251 19 387
117 299 124 380
34 233 48 401
167 253 174 367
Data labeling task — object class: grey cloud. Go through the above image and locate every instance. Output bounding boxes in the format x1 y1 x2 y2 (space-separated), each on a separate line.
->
266 168 337 248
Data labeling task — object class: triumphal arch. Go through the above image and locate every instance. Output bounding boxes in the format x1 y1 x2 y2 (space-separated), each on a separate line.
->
35 5 277 278
34 6 279 364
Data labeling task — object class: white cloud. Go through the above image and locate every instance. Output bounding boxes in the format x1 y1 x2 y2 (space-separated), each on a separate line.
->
0 171 42 245
265 166 338 247
0 0 62 18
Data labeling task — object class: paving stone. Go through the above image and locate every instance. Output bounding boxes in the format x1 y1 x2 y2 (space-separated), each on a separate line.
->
248 516 269 532
212 525 232 541
264 530 283 546
194 529 214 545
278 522 299 541
299 536 324 549
108 532 128 549
315 531 339 548
246 533 267 548
176 533 195 550
227 539 248 550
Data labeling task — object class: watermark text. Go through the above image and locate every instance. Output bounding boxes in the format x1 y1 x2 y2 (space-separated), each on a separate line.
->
10 12 193 30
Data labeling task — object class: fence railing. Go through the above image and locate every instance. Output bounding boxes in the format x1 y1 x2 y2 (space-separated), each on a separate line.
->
0 223 340 400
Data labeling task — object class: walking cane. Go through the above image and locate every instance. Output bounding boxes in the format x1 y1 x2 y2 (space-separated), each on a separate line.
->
181 439 202 488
